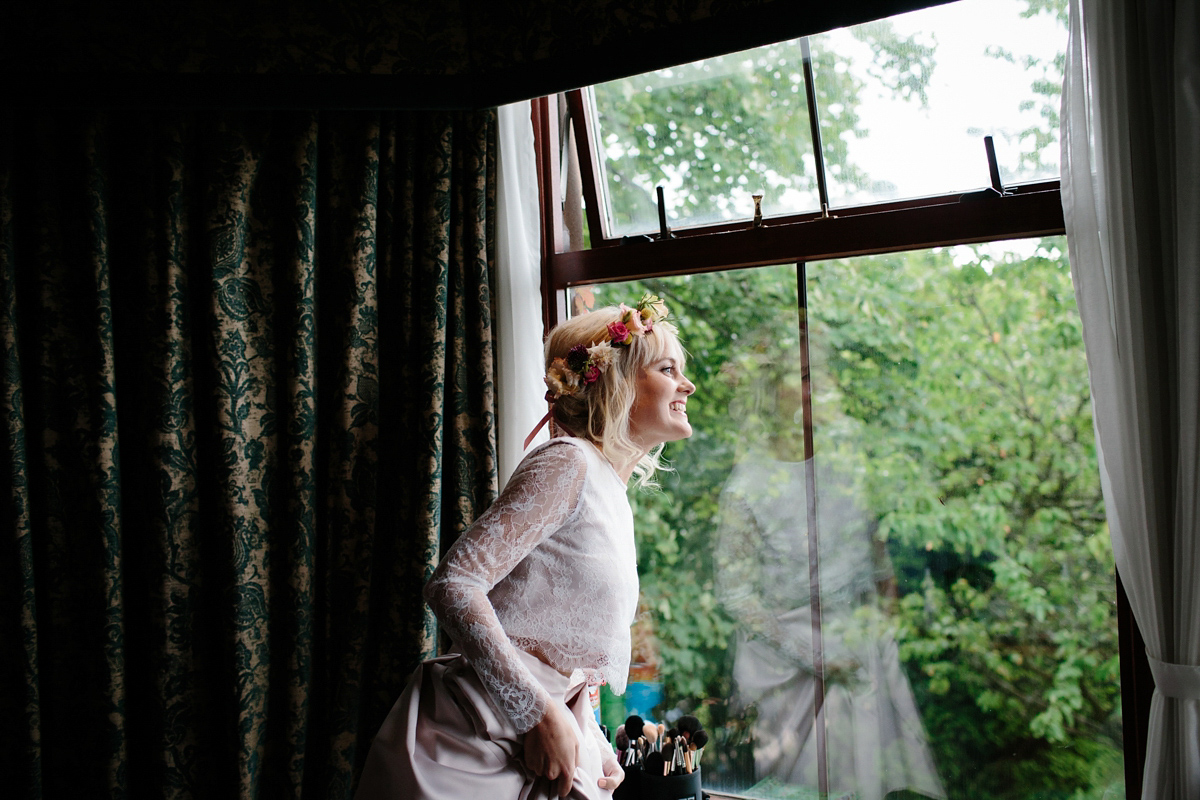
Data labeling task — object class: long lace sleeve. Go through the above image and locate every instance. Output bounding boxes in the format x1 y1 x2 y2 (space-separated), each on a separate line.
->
423 439 588 733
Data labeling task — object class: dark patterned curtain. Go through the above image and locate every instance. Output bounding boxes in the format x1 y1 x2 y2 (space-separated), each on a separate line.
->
0 109 498 799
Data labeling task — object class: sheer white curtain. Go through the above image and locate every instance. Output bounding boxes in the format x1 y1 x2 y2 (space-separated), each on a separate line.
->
1060 0 1200 796
496 101 549 487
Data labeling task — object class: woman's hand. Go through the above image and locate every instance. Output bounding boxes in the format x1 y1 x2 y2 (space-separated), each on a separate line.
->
597 755 624 792
523 704 579 798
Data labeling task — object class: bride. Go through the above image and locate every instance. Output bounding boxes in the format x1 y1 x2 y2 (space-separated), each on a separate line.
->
356 295 695 799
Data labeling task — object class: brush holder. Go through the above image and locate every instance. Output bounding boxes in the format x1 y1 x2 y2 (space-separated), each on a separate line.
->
612 765 702 800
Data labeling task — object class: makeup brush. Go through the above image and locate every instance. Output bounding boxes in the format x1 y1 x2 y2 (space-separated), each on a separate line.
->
677 714 701 740
656 722 666 750
690 729 709 766
644 751 666 778
623 738 639 767
670 737 686 775
623 715 644 743
642 722 658 754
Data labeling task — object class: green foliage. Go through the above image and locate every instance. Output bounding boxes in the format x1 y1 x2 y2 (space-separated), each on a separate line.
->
591 21 932 230
587 239 1122 798
811 241 1122 798
988 0 1068 173
848 20 938 106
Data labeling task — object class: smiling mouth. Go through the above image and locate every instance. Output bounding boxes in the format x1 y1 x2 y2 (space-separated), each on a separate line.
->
670 402 687 414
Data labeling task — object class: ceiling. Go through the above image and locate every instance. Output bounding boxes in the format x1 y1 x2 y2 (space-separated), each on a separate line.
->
5 0 955 108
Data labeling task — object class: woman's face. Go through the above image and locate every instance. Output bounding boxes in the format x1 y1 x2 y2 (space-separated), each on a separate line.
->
629 339 696 451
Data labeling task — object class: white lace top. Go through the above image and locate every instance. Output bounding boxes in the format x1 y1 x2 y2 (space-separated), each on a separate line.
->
423 436 639 733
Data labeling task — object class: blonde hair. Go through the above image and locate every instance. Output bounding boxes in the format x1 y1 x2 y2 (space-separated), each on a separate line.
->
544 307 683 487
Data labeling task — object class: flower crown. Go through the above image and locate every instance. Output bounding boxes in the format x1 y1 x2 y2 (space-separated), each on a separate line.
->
543 293 670 401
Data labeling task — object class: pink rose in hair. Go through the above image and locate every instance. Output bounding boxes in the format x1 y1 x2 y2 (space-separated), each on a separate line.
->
621 303 647 335
608 320 632 346
583 364 601 384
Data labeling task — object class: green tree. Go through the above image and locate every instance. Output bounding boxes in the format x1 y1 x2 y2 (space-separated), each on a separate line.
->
588 238 1122 799
984 0 1068 174
810 242 1121 798
592 22 932 232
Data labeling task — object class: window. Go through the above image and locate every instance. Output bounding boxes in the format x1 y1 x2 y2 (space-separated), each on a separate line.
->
585 0 1065 239
533 1 1140 798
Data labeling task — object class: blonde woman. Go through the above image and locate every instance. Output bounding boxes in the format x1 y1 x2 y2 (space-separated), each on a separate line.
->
357 296 695 800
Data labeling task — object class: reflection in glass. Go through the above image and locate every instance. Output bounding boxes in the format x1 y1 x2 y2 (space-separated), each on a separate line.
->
714 326 945 800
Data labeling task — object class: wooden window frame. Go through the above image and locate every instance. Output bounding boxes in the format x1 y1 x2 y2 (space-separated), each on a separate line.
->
531 87 1153 797
544 87 1069 308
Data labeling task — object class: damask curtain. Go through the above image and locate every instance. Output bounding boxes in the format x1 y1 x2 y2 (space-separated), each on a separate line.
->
0 109 499 799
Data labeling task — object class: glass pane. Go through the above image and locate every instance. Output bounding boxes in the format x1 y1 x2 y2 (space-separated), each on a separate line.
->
812 0 1067 206
569 237 1123 799
589 44 821 239
572 266 806 793
586 0 1068 235
805 239 1122 799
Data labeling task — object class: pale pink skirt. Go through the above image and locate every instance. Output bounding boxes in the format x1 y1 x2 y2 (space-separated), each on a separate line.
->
355 650 612 800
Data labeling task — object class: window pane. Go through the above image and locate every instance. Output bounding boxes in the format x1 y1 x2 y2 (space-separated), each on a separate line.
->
585 0 1067 236
569 237 1123 799
589 44 821 239
812 0 1066 207
804 239 1122 798
571 266 805 793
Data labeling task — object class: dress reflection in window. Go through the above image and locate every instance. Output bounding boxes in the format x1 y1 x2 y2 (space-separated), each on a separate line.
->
715 351 945 800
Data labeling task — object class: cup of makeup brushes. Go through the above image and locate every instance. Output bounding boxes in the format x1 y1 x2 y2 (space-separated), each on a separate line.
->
613 765 701 800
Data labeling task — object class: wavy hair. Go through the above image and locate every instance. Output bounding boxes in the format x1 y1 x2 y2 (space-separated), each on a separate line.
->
544 307 682 487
